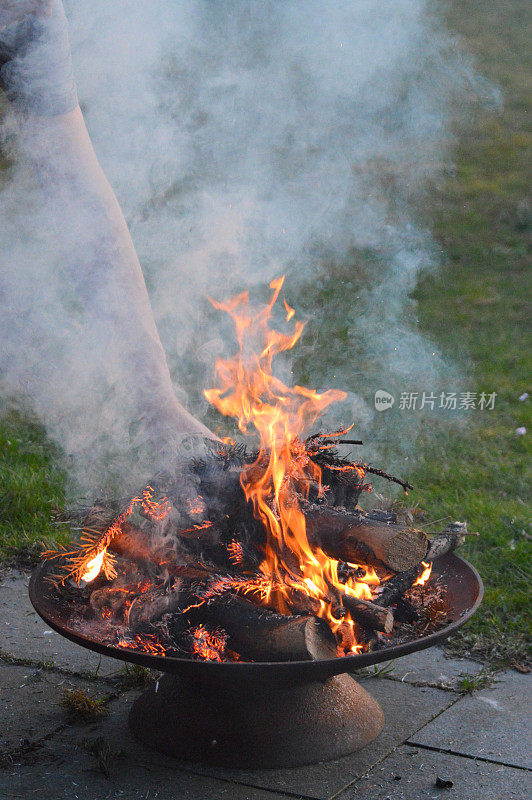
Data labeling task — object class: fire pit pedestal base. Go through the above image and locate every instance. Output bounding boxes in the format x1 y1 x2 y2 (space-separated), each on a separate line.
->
129 671 384 768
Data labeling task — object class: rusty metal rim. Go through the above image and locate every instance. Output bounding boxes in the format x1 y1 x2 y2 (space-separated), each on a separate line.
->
29 553 483 684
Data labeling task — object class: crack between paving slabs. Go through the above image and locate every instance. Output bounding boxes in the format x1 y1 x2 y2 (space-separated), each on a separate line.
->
403 742 532 772
165 762 321 800
0 676 127 768
0 649 128 685
326 683 463 800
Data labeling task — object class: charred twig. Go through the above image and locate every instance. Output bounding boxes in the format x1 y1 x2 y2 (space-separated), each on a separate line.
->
375 565 424 608
360 465 413 492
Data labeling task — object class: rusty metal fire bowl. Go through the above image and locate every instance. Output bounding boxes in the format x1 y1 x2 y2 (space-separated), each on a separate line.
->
29 553 482 768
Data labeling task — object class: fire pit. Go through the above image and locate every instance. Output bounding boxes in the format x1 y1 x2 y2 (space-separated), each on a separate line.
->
30 552 482 767
29 280 483 767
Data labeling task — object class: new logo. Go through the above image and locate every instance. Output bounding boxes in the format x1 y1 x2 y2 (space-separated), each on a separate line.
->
374 390 395 411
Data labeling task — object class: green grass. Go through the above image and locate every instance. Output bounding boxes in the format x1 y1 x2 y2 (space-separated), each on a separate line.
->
292 0 531 665
0 0 530 666
407 0 531 664
0 412 69 565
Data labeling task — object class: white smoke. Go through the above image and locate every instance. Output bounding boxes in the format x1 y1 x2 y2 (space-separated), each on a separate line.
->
0 1 498 495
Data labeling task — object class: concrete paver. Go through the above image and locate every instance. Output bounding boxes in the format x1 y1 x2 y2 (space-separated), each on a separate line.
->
0 571 123 677
0 663 109 754
335 745 531 800
185 679 457 800
1 682 454 800
360 646 482 689
409 670 532 770
1 692 301 800
1 742 295 800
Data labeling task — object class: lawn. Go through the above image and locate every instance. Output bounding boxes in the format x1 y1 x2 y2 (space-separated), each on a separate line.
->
0 0 530 665
0 412 69 566
407 0 531 665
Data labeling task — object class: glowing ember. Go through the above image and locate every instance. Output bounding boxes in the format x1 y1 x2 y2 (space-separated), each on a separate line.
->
117 634 167 657
192 625 227 661
205 277 380 653
141 486 172 521
414 561 432 586
227 540 245 565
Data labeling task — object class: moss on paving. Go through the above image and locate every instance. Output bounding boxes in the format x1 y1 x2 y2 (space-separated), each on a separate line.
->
60 688 109 721
0 1 529 665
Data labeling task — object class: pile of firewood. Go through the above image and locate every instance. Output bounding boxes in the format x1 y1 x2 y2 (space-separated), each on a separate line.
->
46 437 472 662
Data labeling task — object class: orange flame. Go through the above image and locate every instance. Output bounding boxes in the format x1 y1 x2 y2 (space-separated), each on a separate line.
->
205 277 380 653
283 298 295 321
79 486 172 584
414 561 432 586
81 549 106 583
141 486 172 521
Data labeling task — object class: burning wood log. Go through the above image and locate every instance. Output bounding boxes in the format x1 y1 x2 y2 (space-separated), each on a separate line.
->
317 571 393 633
126 582 183 630
187 595 338 662
426 522 469 560
376 565 423 608
304 504 428 572
376 522 470 607
107 524 159 564
341 594 394 634
108 524 223 581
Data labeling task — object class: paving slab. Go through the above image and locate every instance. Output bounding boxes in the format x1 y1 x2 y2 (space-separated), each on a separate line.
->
159 679 457 800
0 742 294 800
0 570 123 677
355 646 482 689
409 670 532 770
0 663 110 754
335 745 532 800
9 682 453 800
0 693 300 800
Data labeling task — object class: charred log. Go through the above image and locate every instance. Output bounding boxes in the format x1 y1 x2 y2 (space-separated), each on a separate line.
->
375 565 423 608
304 504 428 572
126 581 183 630
108 525 226 582
341 594 394 633
186 595 337 662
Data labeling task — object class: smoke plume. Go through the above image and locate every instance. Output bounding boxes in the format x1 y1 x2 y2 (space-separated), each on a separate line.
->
0 1 497 496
